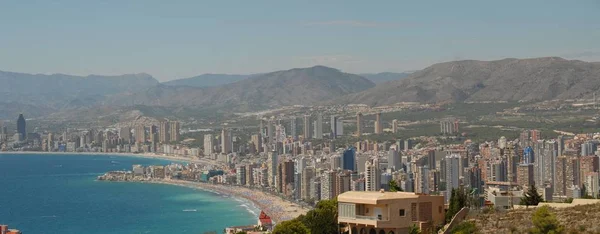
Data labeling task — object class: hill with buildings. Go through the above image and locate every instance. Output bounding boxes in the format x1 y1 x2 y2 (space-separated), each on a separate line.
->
337 57 600 106
162 74 253 88
110 66 375 111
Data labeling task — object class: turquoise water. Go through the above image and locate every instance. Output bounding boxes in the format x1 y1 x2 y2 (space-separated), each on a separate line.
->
0 154 257 234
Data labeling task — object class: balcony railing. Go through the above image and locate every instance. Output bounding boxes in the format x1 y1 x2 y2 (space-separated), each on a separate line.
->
352 215 388 221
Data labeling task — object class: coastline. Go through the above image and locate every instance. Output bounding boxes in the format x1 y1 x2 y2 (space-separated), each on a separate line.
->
112 179 309 224
2 151 308 224
0 151 216 165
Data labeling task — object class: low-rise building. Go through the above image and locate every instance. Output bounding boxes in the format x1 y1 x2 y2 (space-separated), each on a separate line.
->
337 191 445 234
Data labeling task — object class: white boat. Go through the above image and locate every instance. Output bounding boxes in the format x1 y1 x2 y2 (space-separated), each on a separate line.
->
182 209 197 212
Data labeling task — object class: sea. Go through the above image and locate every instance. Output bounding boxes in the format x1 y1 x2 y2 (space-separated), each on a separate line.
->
0 154 258 234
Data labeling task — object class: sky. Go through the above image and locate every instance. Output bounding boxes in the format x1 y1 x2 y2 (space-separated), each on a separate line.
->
0 1 599 81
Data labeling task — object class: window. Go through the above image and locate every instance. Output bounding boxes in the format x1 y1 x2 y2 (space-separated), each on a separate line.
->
439 206 442 213
399 209 405 216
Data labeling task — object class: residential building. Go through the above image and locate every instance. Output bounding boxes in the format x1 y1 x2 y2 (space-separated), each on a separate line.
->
338 191 445 234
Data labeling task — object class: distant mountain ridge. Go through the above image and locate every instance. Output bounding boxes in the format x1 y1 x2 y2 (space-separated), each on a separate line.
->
0 71 159 118
338 57 600 106
162 74 253 88
110 66 376 111
359 72 412 83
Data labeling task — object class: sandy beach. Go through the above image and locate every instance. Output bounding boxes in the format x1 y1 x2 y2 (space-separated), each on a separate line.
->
140 179 309 224
0 151 219 165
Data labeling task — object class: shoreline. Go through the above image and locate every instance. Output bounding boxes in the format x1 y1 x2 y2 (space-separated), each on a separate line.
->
0 151 217 165
107 179 309 224
1 151 308 224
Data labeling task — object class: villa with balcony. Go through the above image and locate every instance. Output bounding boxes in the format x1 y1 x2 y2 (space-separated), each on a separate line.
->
338 191 445 234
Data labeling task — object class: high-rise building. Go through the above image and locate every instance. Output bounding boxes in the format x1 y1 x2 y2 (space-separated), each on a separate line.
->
16 114 26 141
554 156 575 196
365 159 381 191
251 134 262 153
580 156 599 188
289 117 297 138
374 112 382 134
314 113 323 139
301 167 315 200
203 134 214 156
517 164 535 188
268 151 278 187
392 119 398 134
135 125 146 143
356 112 363 136
585 172 599 198
320 171 337 200
303 114 311 139
335 171 351 197
445 154 460 201
415 166 430 194
159 121 170 143
119 127 131 144
221 128 232 154
169 121 180 142
388 149 400 171
523 146 534 164
277 160 295 196
440 118 459 134
342 147 356 171
237 165 247 186
267 119 275 148
330 115 338 138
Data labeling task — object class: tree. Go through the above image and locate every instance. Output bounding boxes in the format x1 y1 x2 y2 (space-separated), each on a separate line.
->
449 221 478 234
408 224 421 234
298 199 339 234
389 180 402 192
446 187 468 222
520 184 543 207
272 220 310 234
529 206 564 234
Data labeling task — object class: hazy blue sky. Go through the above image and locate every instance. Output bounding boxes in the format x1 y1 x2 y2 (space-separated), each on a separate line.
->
1 1 599 81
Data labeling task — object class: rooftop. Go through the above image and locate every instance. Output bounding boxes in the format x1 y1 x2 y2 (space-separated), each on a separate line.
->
338 191 421 204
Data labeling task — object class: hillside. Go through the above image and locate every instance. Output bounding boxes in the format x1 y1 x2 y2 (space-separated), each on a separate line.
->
339 57 600 106
162 74 252 88
0 71 159 118
359 72 411 83
111 66 375 111
471 203 600 233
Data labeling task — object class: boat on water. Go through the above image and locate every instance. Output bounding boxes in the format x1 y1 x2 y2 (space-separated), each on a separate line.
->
182 209 197 212
110 161 120 164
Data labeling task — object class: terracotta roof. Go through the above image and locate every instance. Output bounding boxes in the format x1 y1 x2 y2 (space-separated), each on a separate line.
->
259 210 272 225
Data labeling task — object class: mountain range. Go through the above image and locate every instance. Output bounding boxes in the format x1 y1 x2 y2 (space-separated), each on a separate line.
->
338 57 600 106
1 57 600 120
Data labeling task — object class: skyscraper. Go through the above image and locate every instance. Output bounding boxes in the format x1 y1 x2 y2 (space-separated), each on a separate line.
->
445 154 460 201
342 147 356 171
356 112 363 136
392 119 398 134
221 128 232 154
268 151 278 187
388 149 400 171
374 112 382 134
119 127 131 144
365 159 381 191
159 121 169 143
251 134 262 153
16 114 26 141
303 114 311 139
330 115 338 138
169 121 180 142
289 117 297 138
203 134 214 156
301 167 315 200
135 125 146 143
314 113 323 139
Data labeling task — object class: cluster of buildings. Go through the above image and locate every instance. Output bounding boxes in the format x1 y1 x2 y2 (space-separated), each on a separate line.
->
0 115 203 157
0 225 21 234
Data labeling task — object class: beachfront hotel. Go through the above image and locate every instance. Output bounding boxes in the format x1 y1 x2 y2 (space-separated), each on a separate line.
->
337 191 445 234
